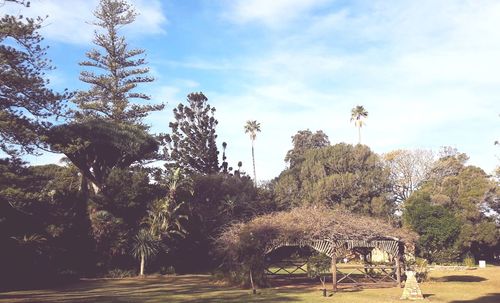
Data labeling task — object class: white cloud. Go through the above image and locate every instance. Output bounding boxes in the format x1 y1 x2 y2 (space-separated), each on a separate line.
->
221 0 330 28
3 0 167 45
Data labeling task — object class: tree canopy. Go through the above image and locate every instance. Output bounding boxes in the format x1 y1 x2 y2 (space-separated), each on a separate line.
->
285 129 330 168
274 143 392 217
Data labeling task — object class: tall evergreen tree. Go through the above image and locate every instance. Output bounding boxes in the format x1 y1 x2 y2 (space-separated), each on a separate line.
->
0 0 70 156
74 0 164 123
165 92 219 175
244 120 261 186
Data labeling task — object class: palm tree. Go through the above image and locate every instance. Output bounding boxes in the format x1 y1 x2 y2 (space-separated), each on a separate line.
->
350 105 368 144
244 120 261 186
131 229 161 276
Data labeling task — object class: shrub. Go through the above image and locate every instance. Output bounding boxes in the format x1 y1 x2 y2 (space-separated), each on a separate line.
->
160 266 176 275
104 269 135 278
408 257 429 282
463 253 476 268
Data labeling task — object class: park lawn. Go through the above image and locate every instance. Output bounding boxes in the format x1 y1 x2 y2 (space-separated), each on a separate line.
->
0 267 498 303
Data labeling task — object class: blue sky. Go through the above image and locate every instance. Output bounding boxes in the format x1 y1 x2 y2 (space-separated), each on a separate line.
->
5 0 500 181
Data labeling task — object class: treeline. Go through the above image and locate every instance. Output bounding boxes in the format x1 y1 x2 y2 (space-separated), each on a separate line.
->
1 0 499 291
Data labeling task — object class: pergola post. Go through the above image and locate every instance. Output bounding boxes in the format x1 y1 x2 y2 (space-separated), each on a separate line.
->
331 255 337 292
395 251 402 288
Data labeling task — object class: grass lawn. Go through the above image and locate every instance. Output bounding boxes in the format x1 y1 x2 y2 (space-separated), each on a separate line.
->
0 267 498 303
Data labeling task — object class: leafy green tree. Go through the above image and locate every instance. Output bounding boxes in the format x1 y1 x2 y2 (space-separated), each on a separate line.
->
0 0 70 156
350 105 368 144
244 120 261 185
285 129 330 168
165 93 220 175
74 0 163 123
406 151 499 261
274 143 392 216
403 192 461 262
307 253 331 296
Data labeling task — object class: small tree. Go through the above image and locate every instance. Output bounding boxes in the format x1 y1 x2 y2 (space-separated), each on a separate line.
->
307 253 331 297
131 229 160 276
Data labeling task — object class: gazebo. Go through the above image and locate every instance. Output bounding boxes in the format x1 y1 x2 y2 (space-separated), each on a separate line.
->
217 206 417 291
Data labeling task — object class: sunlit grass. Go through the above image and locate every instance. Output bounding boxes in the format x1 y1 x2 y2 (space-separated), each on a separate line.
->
1 267 498 302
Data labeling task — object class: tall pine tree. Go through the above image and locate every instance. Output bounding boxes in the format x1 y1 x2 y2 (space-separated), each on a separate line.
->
0 0 70 156
165 92 219 175
74 0 163 124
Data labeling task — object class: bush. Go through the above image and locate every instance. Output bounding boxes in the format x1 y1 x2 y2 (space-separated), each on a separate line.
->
160 266 176 275
408 257 429 282
104 269 135 278
463 253 475 267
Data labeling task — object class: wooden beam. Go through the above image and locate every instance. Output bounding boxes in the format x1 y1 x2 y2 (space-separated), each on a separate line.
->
395 254 402 288
331 255 338 292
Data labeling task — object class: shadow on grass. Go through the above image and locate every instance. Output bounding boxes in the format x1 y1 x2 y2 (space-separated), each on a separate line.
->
449 293 500 303
430 275 487 283
0 275 301 303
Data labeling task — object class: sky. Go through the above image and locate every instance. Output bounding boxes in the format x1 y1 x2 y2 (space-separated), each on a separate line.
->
4 0 500 181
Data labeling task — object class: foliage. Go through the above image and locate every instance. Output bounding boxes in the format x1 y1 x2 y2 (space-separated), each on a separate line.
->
90 210 128 259
0 0 71 156
47 119 159 190
74 0 164 123
141 168 189 261
405 151 499 261
285 129 330 168
172 172 262 272
164 93 220 175
273 143 393 216
307 253 330 289
0 160 94 289
403 192 461 263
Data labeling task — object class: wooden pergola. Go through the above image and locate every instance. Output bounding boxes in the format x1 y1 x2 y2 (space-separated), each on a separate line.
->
264 237 405 290
217 206 417 291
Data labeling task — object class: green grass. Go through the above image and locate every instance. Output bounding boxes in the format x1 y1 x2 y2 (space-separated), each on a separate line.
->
1 267 499 302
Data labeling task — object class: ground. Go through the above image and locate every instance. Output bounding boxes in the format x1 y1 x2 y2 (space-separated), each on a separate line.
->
0 267 498 302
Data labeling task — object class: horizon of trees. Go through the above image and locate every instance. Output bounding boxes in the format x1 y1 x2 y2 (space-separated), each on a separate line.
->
1 0 499 291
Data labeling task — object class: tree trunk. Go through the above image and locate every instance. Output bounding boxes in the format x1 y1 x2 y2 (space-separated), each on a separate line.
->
251 141 257 186
249 269 256 294
140 252 145 276
331 256 337 292
396 254 402 288
358 125 361 144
